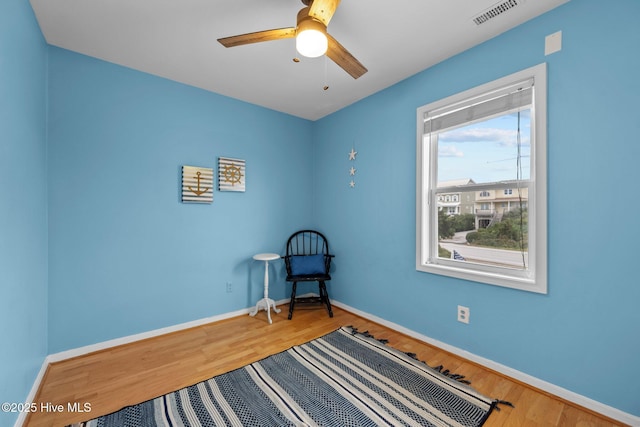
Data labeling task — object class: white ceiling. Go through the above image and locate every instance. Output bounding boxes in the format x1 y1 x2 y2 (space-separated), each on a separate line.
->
30 0 568 121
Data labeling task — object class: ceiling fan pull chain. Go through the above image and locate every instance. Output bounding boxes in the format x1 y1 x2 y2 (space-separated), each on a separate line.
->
293 37 301 63
323 55 329 91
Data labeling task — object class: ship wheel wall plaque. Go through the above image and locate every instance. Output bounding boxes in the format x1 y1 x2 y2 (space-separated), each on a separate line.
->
182 165 214 203
218 157 245 192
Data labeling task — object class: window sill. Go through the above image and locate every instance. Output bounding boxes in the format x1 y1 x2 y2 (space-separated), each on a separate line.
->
416 262 547 294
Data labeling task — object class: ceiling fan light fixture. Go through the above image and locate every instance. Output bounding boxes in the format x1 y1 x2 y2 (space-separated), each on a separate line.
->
218 1 366 79
296 18 328 58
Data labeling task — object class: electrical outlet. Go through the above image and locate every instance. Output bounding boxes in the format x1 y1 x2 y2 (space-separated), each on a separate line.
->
457 305 470 324
226 282 233 293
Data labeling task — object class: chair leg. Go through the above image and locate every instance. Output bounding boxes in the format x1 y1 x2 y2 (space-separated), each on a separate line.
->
288 282 297 320
319 281 333 318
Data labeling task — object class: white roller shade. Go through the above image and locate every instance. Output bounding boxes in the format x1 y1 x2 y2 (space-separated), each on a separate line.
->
424 78 533 134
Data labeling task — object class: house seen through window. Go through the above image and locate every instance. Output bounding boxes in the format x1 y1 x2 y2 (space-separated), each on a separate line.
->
416 64 547 293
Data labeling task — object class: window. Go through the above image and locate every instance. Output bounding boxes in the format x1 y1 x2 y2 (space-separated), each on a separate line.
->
416 63 547 293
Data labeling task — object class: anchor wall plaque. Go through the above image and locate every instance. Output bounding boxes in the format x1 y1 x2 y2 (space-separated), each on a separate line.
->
182 165 213 203
218 157 245 192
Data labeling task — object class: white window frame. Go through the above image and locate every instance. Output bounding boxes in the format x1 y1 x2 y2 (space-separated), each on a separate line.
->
416 63 547 294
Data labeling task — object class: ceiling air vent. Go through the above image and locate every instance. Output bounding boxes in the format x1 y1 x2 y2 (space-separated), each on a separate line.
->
472 0 520 25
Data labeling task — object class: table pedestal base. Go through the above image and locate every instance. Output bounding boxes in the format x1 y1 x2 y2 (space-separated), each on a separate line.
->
249 298 281 324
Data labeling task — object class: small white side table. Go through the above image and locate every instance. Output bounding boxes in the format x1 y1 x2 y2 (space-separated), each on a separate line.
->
250 253 282 324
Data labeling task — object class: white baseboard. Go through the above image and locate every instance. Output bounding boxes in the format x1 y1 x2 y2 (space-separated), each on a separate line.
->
14 357 49 427
46 303 286 362
17 298 639 426
14 299 290 427
331 300 640 426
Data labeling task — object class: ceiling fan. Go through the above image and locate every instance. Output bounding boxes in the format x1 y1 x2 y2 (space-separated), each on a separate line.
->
217 0 367 79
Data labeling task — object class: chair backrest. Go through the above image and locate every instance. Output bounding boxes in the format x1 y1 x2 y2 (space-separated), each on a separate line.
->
284 230 332 278
286 230 330 257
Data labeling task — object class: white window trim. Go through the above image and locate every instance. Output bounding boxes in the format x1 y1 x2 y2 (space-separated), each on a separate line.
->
416 63 547 294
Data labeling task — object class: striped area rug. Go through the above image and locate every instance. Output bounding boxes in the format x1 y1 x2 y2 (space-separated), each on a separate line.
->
72 326 497 427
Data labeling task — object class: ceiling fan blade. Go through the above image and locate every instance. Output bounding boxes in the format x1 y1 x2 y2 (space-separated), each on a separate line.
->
308 0 341 26
218 27 296 48
326 34 367 79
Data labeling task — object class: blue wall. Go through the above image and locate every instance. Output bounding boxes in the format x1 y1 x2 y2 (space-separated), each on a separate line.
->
0 0 48 425
3 0 639 421
47 48 315 353
312 0 640 416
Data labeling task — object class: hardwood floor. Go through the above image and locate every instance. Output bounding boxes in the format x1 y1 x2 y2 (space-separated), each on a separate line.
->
26 306 626 426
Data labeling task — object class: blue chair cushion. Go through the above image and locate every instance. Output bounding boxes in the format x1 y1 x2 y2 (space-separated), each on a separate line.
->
290 254 325 275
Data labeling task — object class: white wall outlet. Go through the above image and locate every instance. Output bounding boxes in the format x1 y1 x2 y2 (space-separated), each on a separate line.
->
226 282 233 293
457 305 470 324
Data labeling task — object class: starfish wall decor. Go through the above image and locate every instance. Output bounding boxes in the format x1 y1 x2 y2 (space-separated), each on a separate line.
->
348 146 357 188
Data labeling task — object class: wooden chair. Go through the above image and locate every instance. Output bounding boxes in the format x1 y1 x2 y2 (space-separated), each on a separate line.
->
282 230 334 319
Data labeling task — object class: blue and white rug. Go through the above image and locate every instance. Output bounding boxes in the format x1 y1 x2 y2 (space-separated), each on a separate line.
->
73 326 497 426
